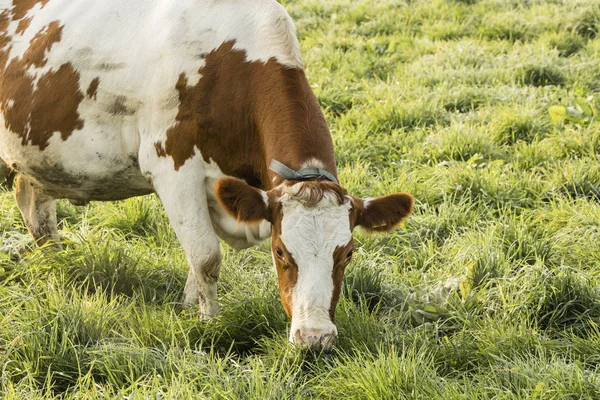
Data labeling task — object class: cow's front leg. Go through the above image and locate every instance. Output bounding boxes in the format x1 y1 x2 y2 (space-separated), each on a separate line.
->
143 151 221 320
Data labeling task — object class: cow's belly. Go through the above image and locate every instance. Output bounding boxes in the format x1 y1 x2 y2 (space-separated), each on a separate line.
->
0 119 153 202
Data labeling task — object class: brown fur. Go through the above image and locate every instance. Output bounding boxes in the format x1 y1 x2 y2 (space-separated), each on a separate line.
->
0 17 85 150
23 20 62 67
0 11 10 54
330 241 354 321
15 16 32 34
216 178 350 223
154 40 336 189
86 77 99 100
11 0 50 22
271 211 297 318
154 41 345 321
215 177 272 223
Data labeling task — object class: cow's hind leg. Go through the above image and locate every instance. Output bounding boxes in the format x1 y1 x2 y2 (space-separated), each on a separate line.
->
142 152 221 319
14 174 61 248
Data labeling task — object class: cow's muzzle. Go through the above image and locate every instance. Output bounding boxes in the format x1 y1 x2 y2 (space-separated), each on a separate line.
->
291 327 338 350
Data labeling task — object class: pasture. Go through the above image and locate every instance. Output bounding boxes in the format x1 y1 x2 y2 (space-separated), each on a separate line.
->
2 0 600 398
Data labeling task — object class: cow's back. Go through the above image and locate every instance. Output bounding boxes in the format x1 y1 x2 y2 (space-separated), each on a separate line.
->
0 0 300 202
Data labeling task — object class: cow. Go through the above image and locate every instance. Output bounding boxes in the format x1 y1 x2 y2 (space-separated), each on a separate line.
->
0 0 413 350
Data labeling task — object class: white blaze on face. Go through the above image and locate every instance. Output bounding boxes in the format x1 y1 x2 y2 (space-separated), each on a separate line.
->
279 185 352 341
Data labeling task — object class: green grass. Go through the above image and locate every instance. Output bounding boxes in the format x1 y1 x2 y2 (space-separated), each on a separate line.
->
2 0 600 398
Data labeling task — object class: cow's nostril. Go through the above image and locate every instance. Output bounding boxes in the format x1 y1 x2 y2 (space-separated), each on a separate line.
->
306 335 320 346
292 327 338 349
320 333 337 350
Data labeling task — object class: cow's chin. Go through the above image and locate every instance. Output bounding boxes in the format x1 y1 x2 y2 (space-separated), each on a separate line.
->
289 321 338 351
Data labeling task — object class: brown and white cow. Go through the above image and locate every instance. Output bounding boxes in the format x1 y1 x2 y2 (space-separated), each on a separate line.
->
0 0 413 349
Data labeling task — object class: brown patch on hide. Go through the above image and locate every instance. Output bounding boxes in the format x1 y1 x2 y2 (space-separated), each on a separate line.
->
270 205 298 318
0 19 85 150
86 77 99 100
154 40 336 189
15 16 32 34
23 20 62 67
0 11 11 50
330 241 354 321
11 0 50 22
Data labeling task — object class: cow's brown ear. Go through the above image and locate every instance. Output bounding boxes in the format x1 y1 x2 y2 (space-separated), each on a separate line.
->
215 178 271 223
355 193 414 232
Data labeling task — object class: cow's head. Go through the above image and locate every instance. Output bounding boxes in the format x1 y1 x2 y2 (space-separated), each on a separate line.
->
215 178 413 350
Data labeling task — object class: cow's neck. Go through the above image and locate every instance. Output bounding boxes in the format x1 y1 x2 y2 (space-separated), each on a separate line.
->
254 64 337 189
194 41 336 191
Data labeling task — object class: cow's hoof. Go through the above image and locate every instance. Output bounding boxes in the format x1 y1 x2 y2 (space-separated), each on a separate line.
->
199 301 220 321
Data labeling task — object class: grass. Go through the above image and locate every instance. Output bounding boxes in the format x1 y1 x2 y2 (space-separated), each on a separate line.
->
2 0 600 398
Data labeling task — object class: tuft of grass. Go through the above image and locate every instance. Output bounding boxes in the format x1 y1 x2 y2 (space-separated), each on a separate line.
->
551 160 600 200
36 231 186 303
517 63 566 87
490 106 551 145
541 31 586 57
343 259 388 312
477 13 531 42
569 6 600 39
312 345 443 399
529 267 599 333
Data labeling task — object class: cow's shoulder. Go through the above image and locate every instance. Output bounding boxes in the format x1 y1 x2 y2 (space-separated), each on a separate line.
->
216 0 303 69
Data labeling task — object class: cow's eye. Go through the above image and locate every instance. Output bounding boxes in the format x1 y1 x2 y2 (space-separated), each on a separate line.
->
275 247 285 260
346 250 354 262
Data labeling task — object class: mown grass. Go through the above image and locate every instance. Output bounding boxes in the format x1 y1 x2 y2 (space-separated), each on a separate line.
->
2 0 600 398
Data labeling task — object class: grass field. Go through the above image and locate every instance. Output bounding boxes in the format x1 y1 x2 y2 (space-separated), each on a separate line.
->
2 0 600 398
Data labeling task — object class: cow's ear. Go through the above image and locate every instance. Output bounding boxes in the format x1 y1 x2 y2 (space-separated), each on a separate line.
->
215 178 271 223
354 193 414 232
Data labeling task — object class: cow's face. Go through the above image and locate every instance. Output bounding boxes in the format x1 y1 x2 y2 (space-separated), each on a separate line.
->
216 178 413 350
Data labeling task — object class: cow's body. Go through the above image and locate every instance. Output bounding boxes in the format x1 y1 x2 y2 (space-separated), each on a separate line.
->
0 0 414 349
0 0 298 248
